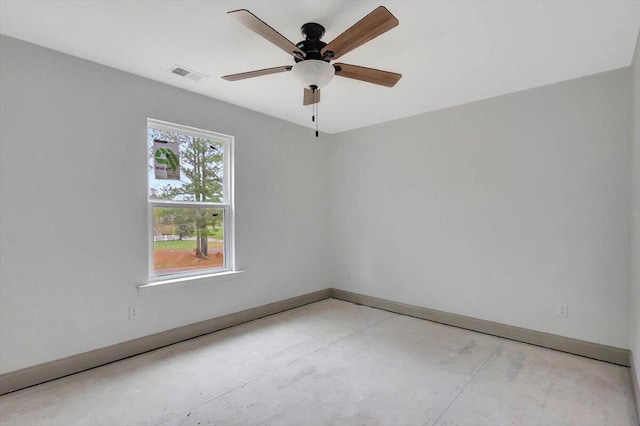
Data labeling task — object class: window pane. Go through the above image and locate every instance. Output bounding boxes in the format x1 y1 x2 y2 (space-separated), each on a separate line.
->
153 206 225 275
148 127 224 202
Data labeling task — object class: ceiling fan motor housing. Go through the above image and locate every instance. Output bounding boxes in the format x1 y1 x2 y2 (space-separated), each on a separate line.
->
296 23 331 62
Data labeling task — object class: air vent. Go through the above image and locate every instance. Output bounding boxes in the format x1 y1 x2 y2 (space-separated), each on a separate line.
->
171 67 190 77
168 65 209 82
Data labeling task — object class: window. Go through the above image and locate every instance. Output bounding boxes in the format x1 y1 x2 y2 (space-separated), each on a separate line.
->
147 119 234 279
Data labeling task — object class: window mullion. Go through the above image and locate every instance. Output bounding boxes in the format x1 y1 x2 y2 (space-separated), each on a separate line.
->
150 200 229 208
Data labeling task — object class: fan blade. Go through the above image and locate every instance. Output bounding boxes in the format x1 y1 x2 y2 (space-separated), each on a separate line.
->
228 9 304 57
321 6 398 61
303 88 321 105
333 63 401 87
222 65 292 81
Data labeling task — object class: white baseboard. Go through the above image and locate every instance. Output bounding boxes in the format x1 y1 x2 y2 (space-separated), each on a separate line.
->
0 289 332 396
0 287 632 399
331 289 630 366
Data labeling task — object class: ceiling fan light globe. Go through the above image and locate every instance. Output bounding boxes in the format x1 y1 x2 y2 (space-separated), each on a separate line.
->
292 60 335 89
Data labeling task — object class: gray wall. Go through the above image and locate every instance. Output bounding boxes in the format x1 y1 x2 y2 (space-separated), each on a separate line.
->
631 29 640 392
0 36 331 374
330 69 632 348
1 33 636 375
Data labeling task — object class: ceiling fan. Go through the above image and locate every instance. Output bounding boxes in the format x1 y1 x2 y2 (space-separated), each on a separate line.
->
222 6 402 135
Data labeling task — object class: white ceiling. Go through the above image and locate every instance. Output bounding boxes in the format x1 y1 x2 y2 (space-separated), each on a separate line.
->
1 0 639 134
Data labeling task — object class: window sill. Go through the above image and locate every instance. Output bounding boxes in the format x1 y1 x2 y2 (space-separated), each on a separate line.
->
138 270 244 295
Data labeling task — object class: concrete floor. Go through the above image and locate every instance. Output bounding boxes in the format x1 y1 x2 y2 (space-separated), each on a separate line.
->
0 299 637 426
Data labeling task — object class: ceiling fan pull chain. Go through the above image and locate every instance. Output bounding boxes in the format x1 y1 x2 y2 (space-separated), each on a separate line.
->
315 102 319 137
311 85 317 123
307 84 319 137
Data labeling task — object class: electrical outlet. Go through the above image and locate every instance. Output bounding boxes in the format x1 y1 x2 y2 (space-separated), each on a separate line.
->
556 304 568 318
129 305 139 320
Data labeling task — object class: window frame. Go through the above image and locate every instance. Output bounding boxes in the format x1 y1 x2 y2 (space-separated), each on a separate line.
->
147 118 235 281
